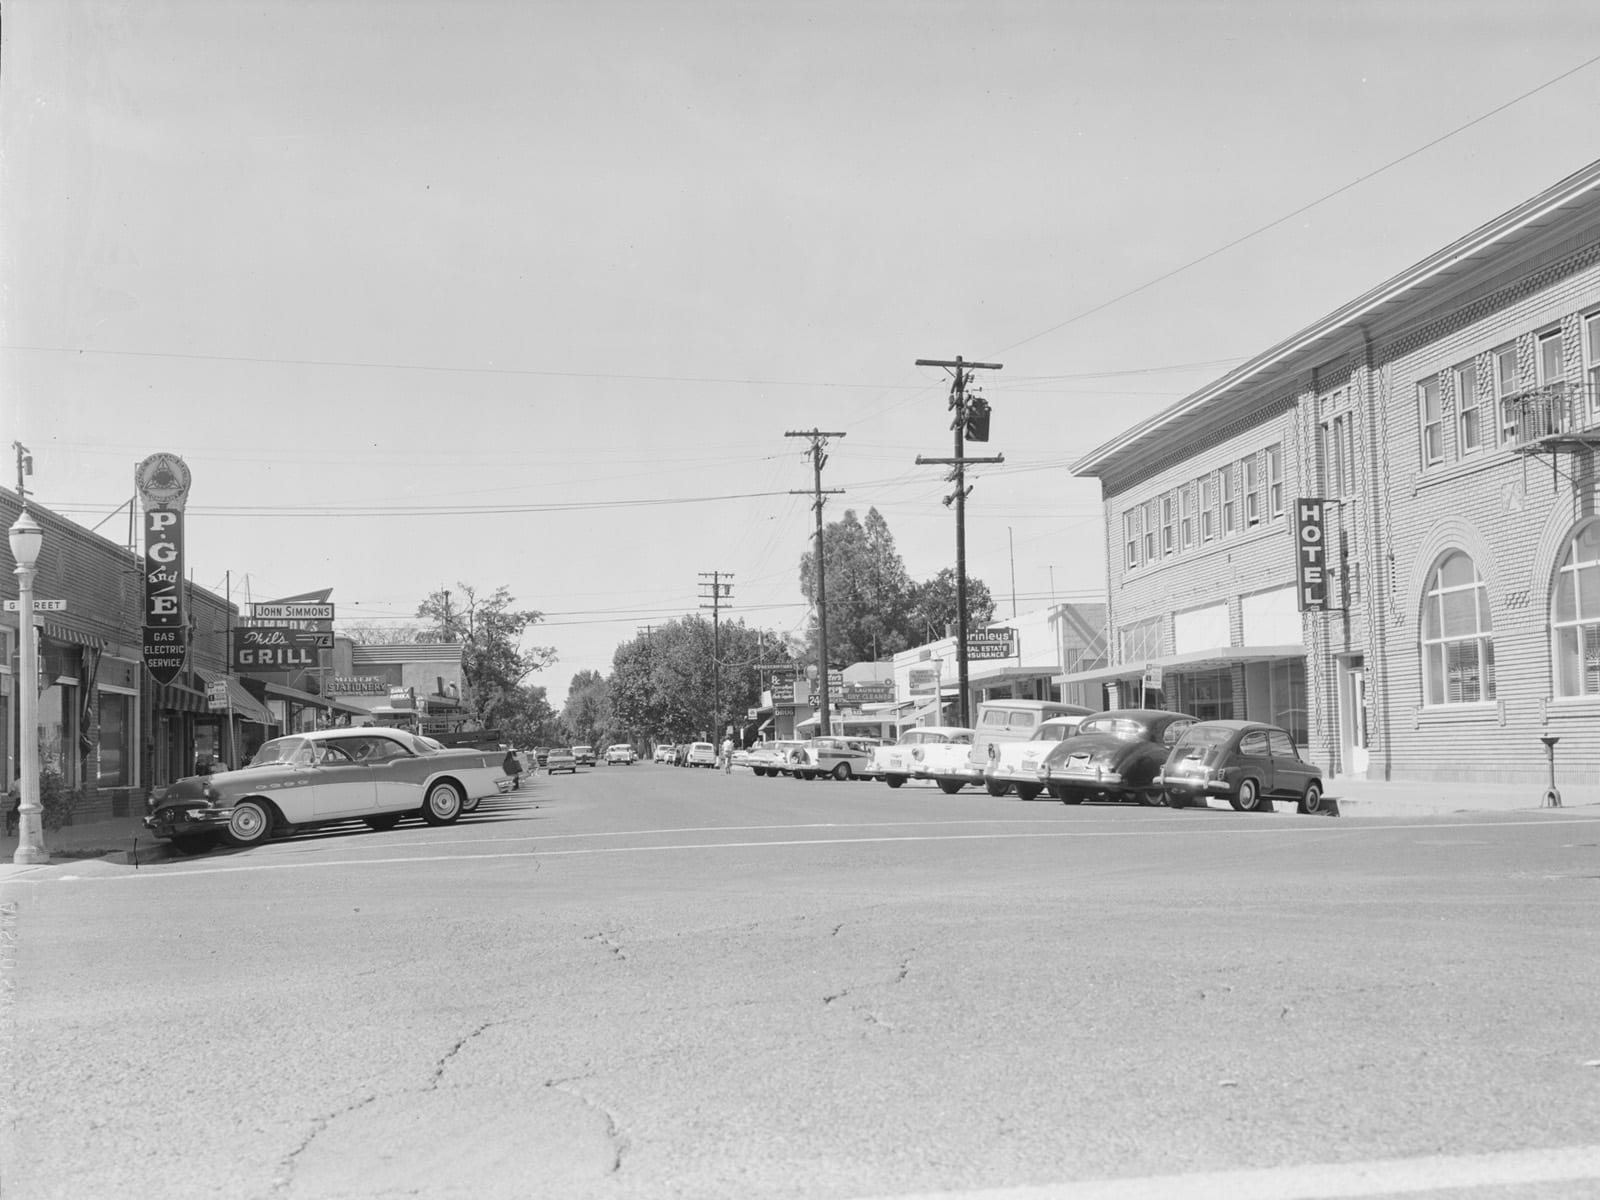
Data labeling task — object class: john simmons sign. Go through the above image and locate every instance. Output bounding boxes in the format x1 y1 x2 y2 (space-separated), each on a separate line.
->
137 452 192 686
232 628 327 671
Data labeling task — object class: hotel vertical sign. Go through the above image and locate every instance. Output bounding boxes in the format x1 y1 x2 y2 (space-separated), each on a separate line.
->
137 453 193 684
1295 497 1338 612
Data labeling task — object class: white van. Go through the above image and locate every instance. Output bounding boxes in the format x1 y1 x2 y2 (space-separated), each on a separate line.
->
967 699 1094 774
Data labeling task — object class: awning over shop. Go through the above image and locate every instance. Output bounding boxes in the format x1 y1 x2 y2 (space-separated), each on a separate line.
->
1053 643 1307 688
36 618 108 648
796 715 821 730
967 664 1057 687
262 681 368 717
193 668 276 725
153 678 209 715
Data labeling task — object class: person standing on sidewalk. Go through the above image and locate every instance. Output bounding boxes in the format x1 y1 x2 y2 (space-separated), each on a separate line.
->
721 735 735 773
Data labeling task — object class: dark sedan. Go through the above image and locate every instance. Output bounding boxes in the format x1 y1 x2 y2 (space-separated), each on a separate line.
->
1039 708 1197 806
1158 720 1324 813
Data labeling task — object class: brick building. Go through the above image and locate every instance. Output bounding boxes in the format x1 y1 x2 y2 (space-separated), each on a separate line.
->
1069 159 1600 785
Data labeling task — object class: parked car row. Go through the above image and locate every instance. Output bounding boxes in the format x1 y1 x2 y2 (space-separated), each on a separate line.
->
739 709 1324 814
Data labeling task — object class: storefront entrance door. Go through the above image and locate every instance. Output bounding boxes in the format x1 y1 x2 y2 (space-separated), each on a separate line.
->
1339 657 1369 778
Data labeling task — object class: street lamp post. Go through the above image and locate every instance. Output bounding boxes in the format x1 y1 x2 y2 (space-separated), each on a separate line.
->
10 508 47 864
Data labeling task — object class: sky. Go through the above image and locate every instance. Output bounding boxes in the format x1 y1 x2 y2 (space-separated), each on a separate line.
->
4 0 1600 705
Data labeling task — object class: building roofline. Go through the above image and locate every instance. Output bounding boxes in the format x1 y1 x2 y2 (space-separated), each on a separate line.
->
1071 158 1600 478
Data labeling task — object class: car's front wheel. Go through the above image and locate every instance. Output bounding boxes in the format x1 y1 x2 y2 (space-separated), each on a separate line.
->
1015 782 1041 802
223 799 275 848
832 763 851 781
985 780 1008 797
937 780 964 795
421 780 463 826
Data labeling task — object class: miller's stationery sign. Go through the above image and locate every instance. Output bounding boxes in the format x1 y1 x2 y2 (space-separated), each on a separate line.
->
137 452 192 685
1295 498 1339 612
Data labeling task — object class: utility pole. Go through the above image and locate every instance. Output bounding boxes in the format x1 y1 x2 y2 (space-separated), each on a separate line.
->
915 355 1002 729
786 429 846 737
13 442 33 502
698 572 733 740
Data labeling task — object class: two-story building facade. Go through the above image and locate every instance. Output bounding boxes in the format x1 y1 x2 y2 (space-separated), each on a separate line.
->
1071 158 1600 786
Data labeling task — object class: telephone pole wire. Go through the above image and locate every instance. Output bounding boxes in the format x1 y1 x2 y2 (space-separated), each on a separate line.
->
786 429 846 737
914 355 1002 729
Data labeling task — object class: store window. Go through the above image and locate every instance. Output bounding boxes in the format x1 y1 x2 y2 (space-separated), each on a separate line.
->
1421 551 1496 705
96 693 133 788
1553 520 1600 697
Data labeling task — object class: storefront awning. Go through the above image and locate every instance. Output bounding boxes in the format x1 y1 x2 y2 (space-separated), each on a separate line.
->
262 682 368 716
193 668 276 725
967 664 1056 686
1053 643 1307 688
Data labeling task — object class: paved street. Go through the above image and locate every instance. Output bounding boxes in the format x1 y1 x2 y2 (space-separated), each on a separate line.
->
3 764 1599 1199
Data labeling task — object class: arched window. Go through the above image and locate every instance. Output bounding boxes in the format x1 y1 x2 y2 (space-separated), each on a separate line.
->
1420 552 1495 705
1553 520 1600 697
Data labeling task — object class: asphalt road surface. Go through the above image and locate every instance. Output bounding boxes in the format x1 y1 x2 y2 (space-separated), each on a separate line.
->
4 763 1599 1200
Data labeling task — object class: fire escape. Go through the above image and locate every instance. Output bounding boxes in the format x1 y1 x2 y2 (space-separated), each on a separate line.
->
1507 380 1600 494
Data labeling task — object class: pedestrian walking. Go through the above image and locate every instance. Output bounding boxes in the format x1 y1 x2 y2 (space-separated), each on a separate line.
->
721 735 735 773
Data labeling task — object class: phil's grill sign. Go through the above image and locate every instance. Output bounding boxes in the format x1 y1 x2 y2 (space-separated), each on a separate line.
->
137 453 193 685
1295 498 1340 612
232 628 327 671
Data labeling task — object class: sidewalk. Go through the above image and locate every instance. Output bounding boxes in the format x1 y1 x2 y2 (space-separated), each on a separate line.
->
0 812 172 871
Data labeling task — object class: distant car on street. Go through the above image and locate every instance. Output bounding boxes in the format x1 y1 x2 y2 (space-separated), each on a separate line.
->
745 740 807 777
683 741 718 768
534 747 551 767
544 747 578 775
572 744 596 767
1158 720 1324 813
869 726 974 789
653 744 676 764
803 736 878 781
605 743 637 765
144 728 508 852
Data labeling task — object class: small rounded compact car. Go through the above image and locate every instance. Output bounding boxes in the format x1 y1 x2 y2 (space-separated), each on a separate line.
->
1157 720 1325 813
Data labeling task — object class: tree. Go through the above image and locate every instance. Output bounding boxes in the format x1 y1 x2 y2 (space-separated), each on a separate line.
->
414 584 558 731
906 568 996 644
562 670 611 748
609 617 789 744
797 507 914 666
335 621 426 645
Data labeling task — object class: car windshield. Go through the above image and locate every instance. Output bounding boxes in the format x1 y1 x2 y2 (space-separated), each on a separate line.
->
1174 726 1234 750
249 737 313 766
1077 716 1151 741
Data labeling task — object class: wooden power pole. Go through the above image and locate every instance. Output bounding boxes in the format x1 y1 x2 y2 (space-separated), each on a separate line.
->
785 429 845 737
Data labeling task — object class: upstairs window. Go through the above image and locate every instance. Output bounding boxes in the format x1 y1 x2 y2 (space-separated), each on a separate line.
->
1537 328 1565 391
1123 509 1141 571
1199 474 1217 543
1584 312 1600 423
1454 362 1482 456
1179 487 1194 551
1160 494 1175 557
1419 377 1444 466
1421 551 1495 705
1267 445 1283 519
1493 344 1519 445
1143 499 1158 563
1221 465 1237 534
1244 455 1261 526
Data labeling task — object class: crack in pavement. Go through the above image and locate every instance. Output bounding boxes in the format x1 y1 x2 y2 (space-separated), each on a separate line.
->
546 1075 627 1174
270 1020 494 1195
270 1091 381 1196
